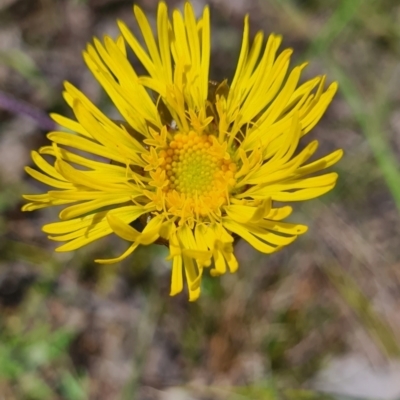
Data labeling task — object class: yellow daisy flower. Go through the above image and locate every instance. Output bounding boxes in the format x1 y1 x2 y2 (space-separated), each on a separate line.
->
23 2 342 301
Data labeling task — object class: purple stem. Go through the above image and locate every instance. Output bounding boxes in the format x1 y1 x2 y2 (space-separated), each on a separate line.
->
0 90 56 131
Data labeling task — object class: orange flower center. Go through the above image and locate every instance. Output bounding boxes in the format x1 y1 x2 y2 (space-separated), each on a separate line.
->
156 131 237 218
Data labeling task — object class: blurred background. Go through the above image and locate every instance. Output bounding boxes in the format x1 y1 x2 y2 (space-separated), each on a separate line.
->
1 0 400 399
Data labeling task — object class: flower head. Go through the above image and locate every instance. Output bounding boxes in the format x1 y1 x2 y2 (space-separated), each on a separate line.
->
23 2 342 300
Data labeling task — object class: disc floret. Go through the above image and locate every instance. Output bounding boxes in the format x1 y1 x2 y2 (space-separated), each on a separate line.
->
155 130 237 219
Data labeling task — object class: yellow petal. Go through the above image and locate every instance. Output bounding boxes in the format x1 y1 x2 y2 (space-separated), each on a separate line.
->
223 219 281 254
25 166 72 189
95 242 139 264
170 255 183 296
59 196 131 220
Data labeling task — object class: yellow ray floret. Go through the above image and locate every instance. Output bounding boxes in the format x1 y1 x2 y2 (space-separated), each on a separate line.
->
23 1 343 301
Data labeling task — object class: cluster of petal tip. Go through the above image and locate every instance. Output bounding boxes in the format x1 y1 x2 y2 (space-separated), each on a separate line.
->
23 1 343 300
